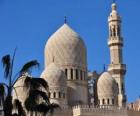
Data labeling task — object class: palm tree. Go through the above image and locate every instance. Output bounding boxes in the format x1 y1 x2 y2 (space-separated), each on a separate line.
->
0 49 40 116
24 76 59 116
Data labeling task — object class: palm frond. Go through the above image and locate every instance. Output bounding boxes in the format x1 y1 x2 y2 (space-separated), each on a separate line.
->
13 99 26 116
1 54 11 79
24 77 48 91
19 60 39 75
0 84 5 96
29 90 50 104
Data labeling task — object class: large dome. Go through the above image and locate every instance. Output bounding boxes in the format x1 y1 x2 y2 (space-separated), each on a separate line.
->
45 24 87 68
97 72 118 98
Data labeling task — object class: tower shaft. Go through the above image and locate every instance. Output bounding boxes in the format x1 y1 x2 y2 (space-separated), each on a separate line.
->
108 3 127 107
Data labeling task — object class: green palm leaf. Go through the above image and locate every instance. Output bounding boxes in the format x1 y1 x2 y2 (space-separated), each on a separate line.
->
1 55 11 79
19 60 39 75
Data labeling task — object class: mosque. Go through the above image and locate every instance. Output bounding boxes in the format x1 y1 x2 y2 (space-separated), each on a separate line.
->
0 2 140 116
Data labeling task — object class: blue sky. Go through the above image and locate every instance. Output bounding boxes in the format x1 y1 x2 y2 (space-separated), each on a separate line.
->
0 0 140 102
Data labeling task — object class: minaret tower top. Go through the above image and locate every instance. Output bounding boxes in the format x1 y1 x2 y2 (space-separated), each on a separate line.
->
107 2 127 107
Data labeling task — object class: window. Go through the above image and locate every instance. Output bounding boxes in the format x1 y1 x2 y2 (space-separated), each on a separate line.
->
53 92 56 98
80 70 83 80
102 99 105 105
76 69 78 80
107 99 110 105
65 69 67 77
71 69 73 80
113 28 116 36
83 71 85 80
59 92 61 98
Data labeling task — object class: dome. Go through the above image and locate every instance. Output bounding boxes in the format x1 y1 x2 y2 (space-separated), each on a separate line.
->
45 24 87 68
41 63 68 107
41 63 67 88
97 72 118 98
13 73 30 105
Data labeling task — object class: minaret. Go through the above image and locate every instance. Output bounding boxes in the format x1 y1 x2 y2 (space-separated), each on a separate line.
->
107 2 127 107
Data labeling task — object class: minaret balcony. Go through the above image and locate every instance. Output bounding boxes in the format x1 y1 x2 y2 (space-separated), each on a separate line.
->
108 38 123 47
108 64 126 75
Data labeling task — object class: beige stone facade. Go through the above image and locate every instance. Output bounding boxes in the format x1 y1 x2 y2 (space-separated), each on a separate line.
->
6 2 140 116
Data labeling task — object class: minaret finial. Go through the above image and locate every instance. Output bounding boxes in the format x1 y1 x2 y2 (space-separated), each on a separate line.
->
103 64 106 72
64 16 67 24
113 0 116 3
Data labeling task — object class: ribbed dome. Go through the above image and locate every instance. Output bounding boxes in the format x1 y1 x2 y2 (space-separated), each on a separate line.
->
97 72 118 97
45 24 87 68
13 73 29 105
41 63 67 87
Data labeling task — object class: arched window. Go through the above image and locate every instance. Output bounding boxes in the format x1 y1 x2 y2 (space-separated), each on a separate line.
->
113 28 116 36
117 25 120 36
53 92 56 98
71 69 73 80
107 99 110 105
80 70 83 80
65 69 67 77
122 83 124 93
76 69 78 80
83 71 86 80
102 99 105 105
112 99 114 105
59 92 61 98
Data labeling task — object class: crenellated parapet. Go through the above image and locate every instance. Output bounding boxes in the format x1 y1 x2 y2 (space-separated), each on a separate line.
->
72 105 140 116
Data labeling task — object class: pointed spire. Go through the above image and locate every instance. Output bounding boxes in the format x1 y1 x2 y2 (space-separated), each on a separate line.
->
112 0 116 3
112 0 117 11
64 16 67 24
103 64 106 72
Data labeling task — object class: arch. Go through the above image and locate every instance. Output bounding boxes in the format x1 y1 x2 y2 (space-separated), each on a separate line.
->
80 70 83 80
65 69 67 77
107 98 110 105
113 27 116 36
59 92 61 98
53 92 56 98
102 99 105 105
71 69 73 80
76 69 78 80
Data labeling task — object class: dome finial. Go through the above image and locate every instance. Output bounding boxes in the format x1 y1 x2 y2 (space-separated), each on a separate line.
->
64 16 67 24
112 0 116 3
112 0 117 11
103 64 106 72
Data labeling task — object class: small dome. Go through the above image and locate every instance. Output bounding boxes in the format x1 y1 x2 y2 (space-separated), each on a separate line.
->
97 72 118 98
41 63 68 107
45 24 87 68
41 63 67 88
13 73 30 105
